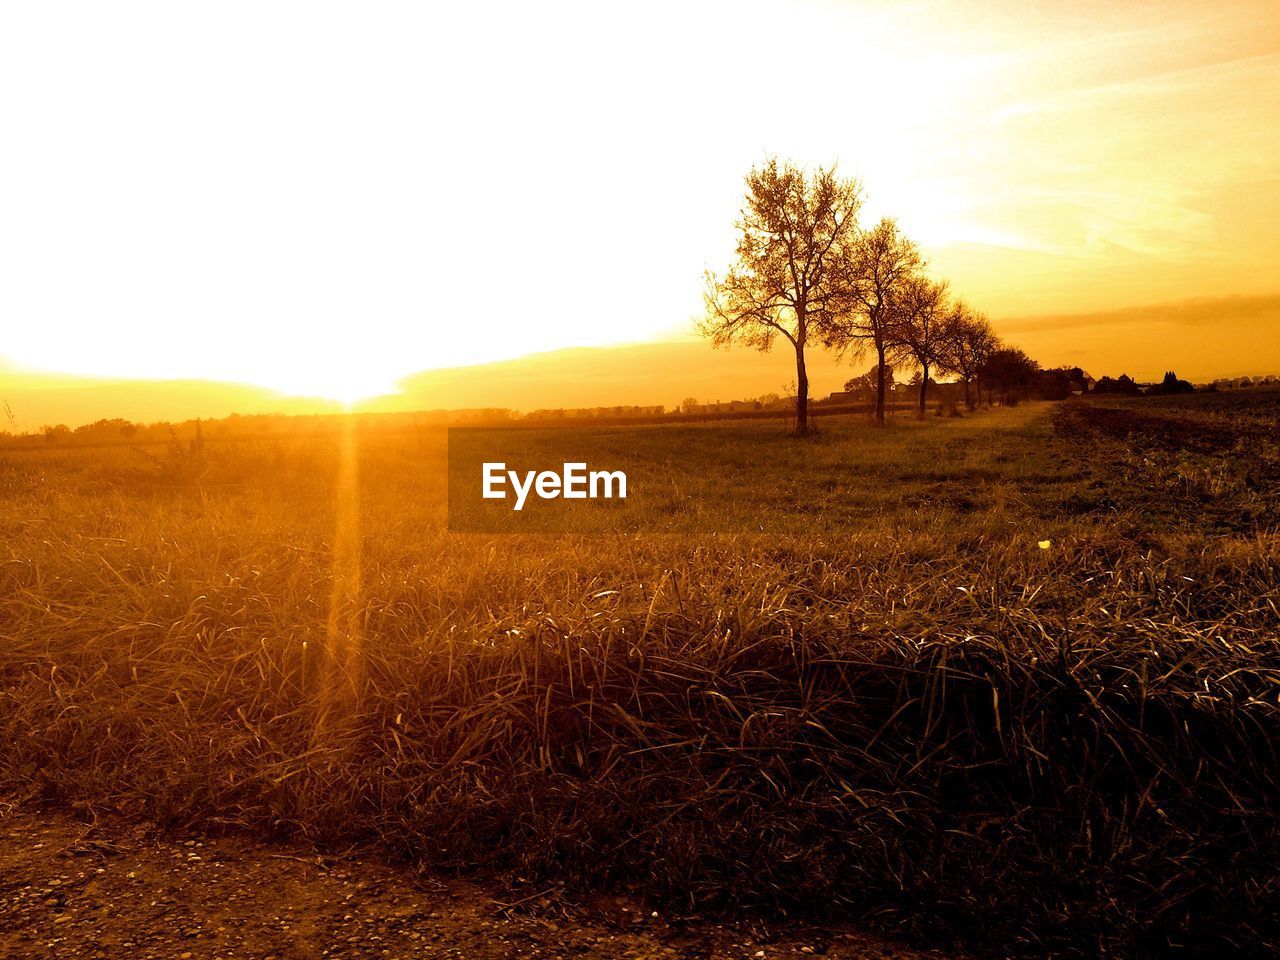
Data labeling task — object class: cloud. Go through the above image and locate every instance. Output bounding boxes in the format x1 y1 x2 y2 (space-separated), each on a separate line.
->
998 292 1280 334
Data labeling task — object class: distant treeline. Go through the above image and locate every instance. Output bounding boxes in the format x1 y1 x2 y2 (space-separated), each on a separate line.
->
0 398 897 447
0 389 966 448
4 367 1267 449
0 408 517 449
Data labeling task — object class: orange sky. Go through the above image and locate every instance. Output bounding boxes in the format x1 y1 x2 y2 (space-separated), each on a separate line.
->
1 0 1278 420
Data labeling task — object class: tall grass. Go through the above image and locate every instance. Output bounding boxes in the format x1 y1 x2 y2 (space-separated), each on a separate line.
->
1 404 1277 956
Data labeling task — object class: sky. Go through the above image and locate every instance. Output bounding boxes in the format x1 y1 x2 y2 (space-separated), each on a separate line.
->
1 0 1278 403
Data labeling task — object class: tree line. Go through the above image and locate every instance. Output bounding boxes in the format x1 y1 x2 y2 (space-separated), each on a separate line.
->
701 158 1037 434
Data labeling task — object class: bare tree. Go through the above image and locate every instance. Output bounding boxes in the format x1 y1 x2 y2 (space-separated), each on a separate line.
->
702 159 862 435
828 218 921 423
941 305 997 410
890 275 950 417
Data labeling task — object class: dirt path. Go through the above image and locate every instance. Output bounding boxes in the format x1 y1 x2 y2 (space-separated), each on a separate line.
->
0 807 953 960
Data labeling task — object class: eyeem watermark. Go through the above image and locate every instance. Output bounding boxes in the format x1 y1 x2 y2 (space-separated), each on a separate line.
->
482 462 627 511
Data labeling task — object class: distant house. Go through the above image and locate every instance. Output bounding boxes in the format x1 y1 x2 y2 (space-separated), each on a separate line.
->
1065 368 1095 395
1215 375 1277 389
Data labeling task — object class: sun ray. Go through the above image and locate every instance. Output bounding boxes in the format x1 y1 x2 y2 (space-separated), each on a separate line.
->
310 413 364 749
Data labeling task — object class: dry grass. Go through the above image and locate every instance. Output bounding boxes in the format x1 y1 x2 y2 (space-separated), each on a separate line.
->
1 400 1278 956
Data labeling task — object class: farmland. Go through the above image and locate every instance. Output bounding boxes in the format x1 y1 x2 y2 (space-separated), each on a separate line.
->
2 393 1278 956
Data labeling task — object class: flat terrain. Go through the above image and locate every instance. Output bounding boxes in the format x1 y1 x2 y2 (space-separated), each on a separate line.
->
0 808 949 960
2 394 1278 956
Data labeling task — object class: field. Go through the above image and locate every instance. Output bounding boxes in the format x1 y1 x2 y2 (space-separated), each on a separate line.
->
2 394 1279 956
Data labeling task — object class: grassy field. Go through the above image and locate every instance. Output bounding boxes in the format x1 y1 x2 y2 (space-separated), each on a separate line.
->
2 395 1278 956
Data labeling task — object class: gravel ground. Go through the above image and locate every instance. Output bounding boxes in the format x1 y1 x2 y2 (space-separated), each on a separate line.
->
0 806 955 960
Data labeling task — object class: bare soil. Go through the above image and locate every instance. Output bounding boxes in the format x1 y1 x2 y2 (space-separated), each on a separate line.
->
0 807 953 960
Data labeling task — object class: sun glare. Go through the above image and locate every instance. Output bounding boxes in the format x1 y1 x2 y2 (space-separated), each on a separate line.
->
318 379 396 406
235 368 400 405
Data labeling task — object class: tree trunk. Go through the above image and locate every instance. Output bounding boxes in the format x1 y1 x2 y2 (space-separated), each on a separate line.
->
874 346 887 424
795 342 810 435
963 377 972 410
918 363 928 418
